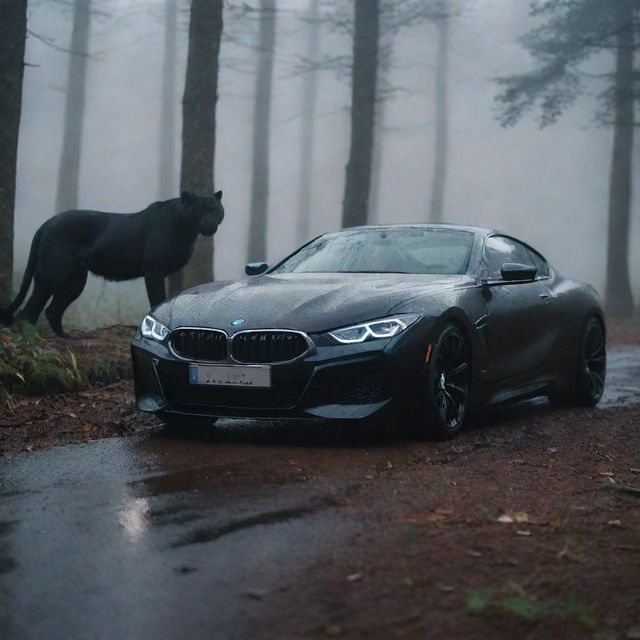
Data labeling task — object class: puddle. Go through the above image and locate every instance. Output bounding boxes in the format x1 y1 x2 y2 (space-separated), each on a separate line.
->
600 346 640 408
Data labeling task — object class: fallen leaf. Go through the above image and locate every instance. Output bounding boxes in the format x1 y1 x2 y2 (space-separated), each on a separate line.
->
365 474 374 479
386 461 393 469
436 583 456 592
599 471 615 477
497 511 529 524
516 529 531 536
601 483 640 496
466 548 483 557
607 520 622 527
324 623 343 637
347 572 363 582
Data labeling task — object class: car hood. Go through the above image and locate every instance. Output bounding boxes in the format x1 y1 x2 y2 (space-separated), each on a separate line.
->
168 272 468 334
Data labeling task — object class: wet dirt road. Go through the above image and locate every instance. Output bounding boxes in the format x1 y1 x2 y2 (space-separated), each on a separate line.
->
1 346 639 640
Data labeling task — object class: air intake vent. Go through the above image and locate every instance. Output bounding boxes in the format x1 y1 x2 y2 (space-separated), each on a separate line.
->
232 331 309 363
170 328 227 361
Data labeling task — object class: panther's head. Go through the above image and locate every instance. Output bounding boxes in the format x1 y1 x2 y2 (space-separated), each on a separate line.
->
181 190 224 236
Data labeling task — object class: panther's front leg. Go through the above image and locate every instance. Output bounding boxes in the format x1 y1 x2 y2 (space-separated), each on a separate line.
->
144 274 166 308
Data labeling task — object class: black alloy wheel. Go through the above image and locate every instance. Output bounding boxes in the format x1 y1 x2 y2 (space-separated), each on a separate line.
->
424 324 470 440
575 317 606 406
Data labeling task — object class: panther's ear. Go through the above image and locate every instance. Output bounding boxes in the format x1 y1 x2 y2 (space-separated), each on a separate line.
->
181 190 194 204
215 190 223 201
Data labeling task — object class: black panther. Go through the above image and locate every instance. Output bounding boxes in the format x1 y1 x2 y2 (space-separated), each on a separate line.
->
0 191 224 337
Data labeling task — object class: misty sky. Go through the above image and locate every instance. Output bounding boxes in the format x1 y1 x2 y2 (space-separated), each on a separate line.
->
14 0 640 327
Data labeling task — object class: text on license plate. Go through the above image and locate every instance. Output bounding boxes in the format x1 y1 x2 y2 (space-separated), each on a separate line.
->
188 364 271 388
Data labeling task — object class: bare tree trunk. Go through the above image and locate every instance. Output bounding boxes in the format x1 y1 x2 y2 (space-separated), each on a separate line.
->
162 0 180 297
159 0 178 200
605 0 634 317
0 0 26 302
247 0 276 263
55 0 91 213
368 27 394 224
169 0 223 294
342 0 379 229
429 10 449 223
296 0 320 245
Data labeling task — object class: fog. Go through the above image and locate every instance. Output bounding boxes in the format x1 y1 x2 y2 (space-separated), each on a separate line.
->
14 0 640 328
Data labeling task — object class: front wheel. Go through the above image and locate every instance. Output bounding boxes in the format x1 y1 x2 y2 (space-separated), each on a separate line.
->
416 323 471 440
573 317 606 406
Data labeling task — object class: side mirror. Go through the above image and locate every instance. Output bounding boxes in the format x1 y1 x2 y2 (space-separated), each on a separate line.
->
500 263 537 281
245 262 269 276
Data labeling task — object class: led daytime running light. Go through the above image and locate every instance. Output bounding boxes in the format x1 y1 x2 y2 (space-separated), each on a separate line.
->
329 315 419 344
141 315 170 341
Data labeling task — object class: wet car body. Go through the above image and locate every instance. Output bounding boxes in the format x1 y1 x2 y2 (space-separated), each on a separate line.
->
131 224 605 438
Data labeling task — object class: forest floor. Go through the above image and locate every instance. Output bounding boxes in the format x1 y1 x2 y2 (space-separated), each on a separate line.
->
1 319 639 638
0 324 155 453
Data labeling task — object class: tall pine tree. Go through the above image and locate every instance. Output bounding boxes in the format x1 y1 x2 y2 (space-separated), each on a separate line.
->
170 0 223 294
56 0 91 213
496 0 638 317
247 0 277 263
342 0 379 228
0 0 27 301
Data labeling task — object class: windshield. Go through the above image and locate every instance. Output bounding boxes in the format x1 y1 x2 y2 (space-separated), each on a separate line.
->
272 228 474 275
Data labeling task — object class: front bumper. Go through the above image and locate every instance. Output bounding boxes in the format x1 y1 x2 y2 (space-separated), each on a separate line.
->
131 327 426 421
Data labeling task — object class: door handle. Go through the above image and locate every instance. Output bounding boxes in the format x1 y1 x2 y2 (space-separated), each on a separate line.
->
539 292 551 302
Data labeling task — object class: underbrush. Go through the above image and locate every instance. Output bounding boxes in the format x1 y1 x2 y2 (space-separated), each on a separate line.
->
466 583 596 627
0 325 86 408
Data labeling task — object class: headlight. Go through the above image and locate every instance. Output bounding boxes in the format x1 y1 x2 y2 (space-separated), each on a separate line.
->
141 315 170 341
329 314 420 344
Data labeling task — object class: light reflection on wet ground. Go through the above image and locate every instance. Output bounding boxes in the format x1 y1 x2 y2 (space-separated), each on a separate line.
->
600 346 640 407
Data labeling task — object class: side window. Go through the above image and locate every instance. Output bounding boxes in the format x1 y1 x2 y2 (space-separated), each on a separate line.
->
484 236 531 280
524 247 550 278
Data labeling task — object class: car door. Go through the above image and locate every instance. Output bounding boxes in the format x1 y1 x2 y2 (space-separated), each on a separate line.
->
481 235 555 384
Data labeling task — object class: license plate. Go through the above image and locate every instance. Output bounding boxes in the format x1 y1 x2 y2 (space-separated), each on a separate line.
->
188 364 271 388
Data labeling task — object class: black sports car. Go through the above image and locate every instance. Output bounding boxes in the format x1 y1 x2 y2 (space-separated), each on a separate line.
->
131 224 606 439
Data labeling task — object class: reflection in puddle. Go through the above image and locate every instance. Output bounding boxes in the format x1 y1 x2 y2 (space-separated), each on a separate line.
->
118 498 150 542
600 346 640 408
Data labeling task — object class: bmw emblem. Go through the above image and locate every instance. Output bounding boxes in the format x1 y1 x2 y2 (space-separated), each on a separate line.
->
231 318 245 327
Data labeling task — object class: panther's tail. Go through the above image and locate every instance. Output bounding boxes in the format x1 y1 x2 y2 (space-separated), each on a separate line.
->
0 222 48 326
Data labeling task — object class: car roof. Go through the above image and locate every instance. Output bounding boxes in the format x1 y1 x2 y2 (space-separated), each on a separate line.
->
338 223 496 235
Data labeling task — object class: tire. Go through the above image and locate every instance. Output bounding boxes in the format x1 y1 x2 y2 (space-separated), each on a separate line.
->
417 323 471 440
573 316 606 406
